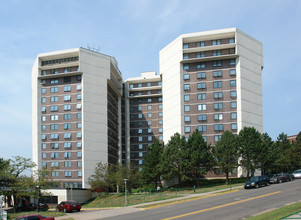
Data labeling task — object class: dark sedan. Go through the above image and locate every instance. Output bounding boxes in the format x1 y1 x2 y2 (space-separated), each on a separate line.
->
244 175 269 189
269 173 289 183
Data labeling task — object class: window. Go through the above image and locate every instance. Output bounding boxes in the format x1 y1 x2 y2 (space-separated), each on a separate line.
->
198 114 207 121
158 128 163 133
77 113 82 119
197 83 206 89
229 38 235 44
65 171 72 177
215 135 222 142
214 113 223 120
52 171 59 177
138 83 142 88
147 90 151 95
78 170 82 177
64 95 71 101
50 105 59 112
77 103 82 109
77 132 82 138
76 75 82 81
183 53 189 59
42 162 47 167
64 76 71 82
158 97 162 102
50 114 59 121
214 92 223 99
51 161 59 167
41 97 46 103
230 69 236 76
203 136 207 142
77 122 82 129
231 101 237 109
50 78 59 84
183 43 189 49
212 40 221 45
184 84 190 90
42 152 47 159
196 63 205 69
64 85 71 92
50 96 58 102
198 125 207 132
196 52 205 58
231 123 237 130
77 84 82 90
77 142 82 148
147 98 152 103
41 106 46 112
41 134 46 140
214 124 224 131
159 136 163 141
158 120 163 125
50 87 58 93
197 93 206 100
139 160 143 165
50 124 58 130
158 81 162 86
147 113 152 118
158 104 163 110
214 103 223 110
198 104 206 111
230 90 237 98
41 88 46 94
197 72 206 79
41 143 46 149
212 50 222 56
158 112 163 117
41 115 46 121
213 70 222 77
184 95 190 101
184 115 190 122
229 59 236 66
185 126 191 133
229 48 235 54
148 128 152 133
147 105 152 110
50 133 59 140
77 94 82 100
138 137 143 142
64 142 71 148
77 151 82 158
183 74 190 80
51 152 59 158
138 113 142 119
78 161 82 167
129 84 134 89
184 105 190 112
64 104 71 111
184 64 190 70
64 133 71 139
196 41 205 47
64 152 71 158
64 161 71 167
213 81 222 88
138 129 142 134
231 112 237 119
50 143 59 149
138 106 142 111
64 114 71 120
213 60 222 67
64 123 71 130
148 136 152 141
230 80 236 87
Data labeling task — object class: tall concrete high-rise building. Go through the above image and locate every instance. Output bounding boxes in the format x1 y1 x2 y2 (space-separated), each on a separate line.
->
160 28 263 176
32 28 263 190
32 48 123 189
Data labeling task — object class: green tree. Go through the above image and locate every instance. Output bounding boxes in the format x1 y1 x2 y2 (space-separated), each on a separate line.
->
186 129 214 187
238 127 262 177
141 139 164 188
213 130 238 184
160 133 188 186
284 132 301 171
274 132 292 172
258 133 275 175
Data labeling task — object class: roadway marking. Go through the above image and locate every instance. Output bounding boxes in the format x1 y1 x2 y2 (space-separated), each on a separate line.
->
141 190 239 210
161 191 281 220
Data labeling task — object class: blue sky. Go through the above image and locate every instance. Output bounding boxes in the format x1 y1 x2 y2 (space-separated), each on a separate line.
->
0 0 300 160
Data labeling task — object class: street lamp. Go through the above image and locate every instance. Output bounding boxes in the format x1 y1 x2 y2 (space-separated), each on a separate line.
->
124 179 128 206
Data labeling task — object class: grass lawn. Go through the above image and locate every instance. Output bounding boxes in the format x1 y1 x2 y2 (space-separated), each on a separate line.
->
7 211 66 220
247 202 301 220
82 183 243 208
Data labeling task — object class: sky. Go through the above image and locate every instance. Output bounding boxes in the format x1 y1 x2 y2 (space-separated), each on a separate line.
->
0 0 300 160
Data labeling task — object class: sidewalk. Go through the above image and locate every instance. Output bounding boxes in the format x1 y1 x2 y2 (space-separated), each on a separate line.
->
55 186 243 220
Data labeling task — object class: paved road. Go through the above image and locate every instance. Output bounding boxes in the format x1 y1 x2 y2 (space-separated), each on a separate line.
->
58 179 301 220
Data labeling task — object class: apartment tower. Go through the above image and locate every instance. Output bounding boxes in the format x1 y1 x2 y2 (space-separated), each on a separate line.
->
32 48 123 188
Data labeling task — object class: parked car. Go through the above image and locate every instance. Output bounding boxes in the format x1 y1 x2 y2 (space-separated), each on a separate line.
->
293 169 301 179
16 203 49 212
56 200 81 213
269 173 289 183
284 173 294 181
15 214 54 220
244 175 269 189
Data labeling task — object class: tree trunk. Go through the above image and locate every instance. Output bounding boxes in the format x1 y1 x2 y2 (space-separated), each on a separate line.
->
226 172 229 184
